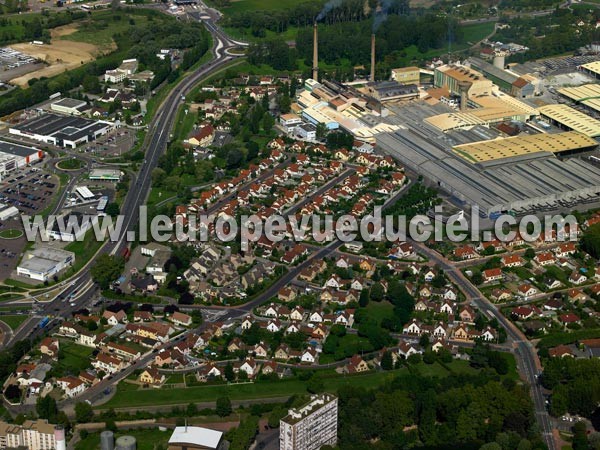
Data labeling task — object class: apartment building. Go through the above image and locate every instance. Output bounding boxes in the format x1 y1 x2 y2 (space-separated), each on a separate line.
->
0 419 64 450
280 393 338 450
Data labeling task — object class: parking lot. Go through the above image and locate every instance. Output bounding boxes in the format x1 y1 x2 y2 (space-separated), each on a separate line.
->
84 128 136 158
0 220 26 282
0 168 59 216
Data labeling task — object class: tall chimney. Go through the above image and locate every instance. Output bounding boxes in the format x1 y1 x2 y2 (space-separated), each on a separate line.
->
370 33 376 82
312 22 319 81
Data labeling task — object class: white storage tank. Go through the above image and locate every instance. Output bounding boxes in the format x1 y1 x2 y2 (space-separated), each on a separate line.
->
100 430 114 450
115 435 136 450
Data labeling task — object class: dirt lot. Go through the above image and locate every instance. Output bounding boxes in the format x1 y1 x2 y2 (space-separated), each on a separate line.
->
9 25 103 87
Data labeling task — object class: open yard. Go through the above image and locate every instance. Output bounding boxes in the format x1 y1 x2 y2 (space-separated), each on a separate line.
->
55 340 95 376
9 25 101 87
76 427 172 450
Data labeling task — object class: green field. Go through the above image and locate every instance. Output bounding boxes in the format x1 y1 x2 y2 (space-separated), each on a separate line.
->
76 427 172 450
364 301 395 325
0 229 23 239
56 341 95 376
100 370 405 409
0 315 28 330
99 357 502 409
56 158 84 170
213 0 312 14
61 10 151 49
65 229 104 275
459 21 496 44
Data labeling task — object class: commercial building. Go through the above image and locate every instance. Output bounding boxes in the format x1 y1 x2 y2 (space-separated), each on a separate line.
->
46 212 98 242
89 168 122 181
391 66 420 85
9 113 113 149
0 420 64 450
280 393 338 450
167 426 224 450
537 104 600 137
294 122 317 141
0 140 44 180
50 98 89 116
104 58 138 83
17 247 75 282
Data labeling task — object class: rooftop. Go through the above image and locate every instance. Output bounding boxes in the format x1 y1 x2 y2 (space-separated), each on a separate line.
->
452 131 598 164
168 426 223 449
538 104 600 137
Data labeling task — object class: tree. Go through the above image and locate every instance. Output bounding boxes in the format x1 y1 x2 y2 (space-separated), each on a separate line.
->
572 421 589 450
91 254 125 289
380 350 393 370
216 396 232 417
359 289 369 307
105 202 120 218
369 283 385 302
419 333 430 348
82 74 101 94
74 401 94 423
224 362 235 382
36 396 57 421
4 384 21 402
262 112 275 133
524 248 535 259
582 223 600 259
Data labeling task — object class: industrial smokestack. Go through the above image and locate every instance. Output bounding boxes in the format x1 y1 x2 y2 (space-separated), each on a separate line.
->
370 33 376 82
312 22 319 81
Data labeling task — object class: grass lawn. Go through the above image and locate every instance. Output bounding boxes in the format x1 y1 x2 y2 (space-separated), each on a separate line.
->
61 10 150 50
147 188 177 207
363 301 395 326
459 22 496 43
76 427 172 450
56 158 84 170
173 105 198 141
214 0 314 14
99 370 404 409
64 229 104 274
0 229 23 239
56 340 95 376
0 315 28 330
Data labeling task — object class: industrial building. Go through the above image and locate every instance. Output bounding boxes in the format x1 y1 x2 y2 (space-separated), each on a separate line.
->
452 131 598 164
537 104 600 137
17 247 75 282
0 140 44 180
579 60 600 79
167 426 224 449
433 64 494 99
363 81 419 101
469 58 535 98
377 124 600 218
391 66 420 85
425 91 536 132
9 113 113 148
50 98 90 116
558 84 600 114
280 393 338 450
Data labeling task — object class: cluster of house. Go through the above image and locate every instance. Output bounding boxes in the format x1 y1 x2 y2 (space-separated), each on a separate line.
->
508 287 600 335
4 309 196 399
547 338 600 359
183 244 278 301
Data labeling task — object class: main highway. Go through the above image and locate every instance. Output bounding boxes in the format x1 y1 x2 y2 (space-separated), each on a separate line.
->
2 10 246 347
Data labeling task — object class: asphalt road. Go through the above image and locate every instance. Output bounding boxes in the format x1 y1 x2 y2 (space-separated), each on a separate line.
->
410 240 557 450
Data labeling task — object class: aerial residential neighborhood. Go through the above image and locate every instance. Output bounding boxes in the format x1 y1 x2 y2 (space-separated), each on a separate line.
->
0 0 598 449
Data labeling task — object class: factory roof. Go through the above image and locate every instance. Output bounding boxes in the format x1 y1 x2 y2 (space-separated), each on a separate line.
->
537 104 600 137
469 57 518 86
579 60 600 76
452 131 597 163
436 64 486 83
558 83 600 102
